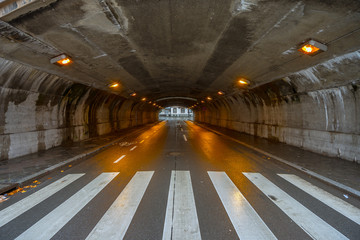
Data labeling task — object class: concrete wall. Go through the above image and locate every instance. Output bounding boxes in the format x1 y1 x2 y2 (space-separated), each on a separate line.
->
0 57 158 160
196 50 360 163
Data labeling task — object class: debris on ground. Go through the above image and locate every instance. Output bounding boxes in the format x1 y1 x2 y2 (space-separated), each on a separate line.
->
0 195 8 203
343 194 349 199
7 188 24 196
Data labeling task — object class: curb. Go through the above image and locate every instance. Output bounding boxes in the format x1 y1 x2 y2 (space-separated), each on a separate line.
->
0 124 155 195
191 122 360 199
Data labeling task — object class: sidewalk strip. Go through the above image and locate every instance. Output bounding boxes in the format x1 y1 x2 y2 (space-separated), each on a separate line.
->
0 174 84 228
243 173 348 240
163 171 201 240
114 155 126 163
15 172 119 240
208 172 276 240
279 174 360 225
86 171 154 240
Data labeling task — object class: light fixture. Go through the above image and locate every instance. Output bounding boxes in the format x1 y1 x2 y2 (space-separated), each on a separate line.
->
201 100 205 103
130 92 137 97
206 96 212 101
50 54 72 66
298 39 327 56
109 83 119 88
217 91 225 95
238 78 250 86
141 97 147 101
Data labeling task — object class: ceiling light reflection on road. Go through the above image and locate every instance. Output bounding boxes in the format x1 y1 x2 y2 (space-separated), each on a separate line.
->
187 122 253 171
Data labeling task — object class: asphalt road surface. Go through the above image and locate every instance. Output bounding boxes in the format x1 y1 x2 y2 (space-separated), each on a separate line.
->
0 120 359 240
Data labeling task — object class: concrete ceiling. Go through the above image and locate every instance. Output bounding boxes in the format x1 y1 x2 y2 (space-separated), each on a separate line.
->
1 0 360 107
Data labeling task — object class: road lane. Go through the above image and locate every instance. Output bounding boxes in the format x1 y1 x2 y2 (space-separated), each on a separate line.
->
0 120 359 240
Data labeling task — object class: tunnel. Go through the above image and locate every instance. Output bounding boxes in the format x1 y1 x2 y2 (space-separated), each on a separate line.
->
0 0 359 162
0 1 359 239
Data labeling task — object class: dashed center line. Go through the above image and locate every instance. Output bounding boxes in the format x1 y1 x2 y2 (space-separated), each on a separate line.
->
130 146 137 151
181 128 183 132
114 155 126 163
140 140 144 143
183 135 187 142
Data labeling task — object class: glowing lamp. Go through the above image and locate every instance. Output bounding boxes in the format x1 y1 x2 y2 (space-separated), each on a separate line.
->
206 96 212 101
298 39 327 56
238 78 250 85
50 54 73 66
217 91 225 95
109 83 119 88
130 92 137 97
141 97 147 101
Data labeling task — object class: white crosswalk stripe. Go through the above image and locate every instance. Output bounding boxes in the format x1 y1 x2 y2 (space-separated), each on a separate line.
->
0 174 84 228
243 172 348 240
208 171 277 240
86 171 154 239
279 174 360 225
1 170 358 239
15 172 118 240
163 171 201 240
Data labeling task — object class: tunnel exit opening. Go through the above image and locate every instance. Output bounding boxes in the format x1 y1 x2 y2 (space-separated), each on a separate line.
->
159 106 194 121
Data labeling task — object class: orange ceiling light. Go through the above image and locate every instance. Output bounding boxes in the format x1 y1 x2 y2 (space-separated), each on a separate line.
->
238 78 250 86
141 97 147 101
130 92 137 97
217 91 225 95
50 54 73 66
109 83 119 88
206 96 212 101
298 39 327 56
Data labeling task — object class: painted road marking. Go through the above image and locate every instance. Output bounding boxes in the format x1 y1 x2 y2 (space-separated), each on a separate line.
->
114 155 126 163
86 171 154 240
181 128 183 132
208 172 277 240
140 140 144 143
183 134 187 142
279 174 360 225
0 174 84 228
163 171 201 240
16 173 119 240
243 173 348 240
130 146 137 151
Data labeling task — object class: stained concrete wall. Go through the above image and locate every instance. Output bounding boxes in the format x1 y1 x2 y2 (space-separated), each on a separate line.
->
0 57 157 160
196 50 360 163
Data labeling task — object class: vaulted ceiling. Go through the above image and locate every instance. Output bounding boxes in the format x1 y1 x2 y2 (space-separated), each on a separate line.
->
1 0 359 107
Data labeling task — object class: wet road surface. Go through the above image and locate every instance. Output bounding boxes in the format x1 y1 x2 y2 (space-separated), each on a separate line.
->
0 120 359 240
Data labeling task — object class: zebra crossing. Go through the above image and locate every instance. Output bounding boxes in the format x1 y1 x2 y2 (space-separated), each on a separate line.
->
0 170 359 240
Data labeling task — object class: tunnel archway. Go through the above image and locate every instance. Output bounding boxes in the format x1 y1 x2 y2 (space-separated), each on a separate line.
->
0 1 359 162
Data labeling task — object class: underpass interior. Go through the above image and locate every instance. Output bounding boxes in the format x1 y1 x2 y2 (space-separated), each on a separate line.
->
0 0 360 239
